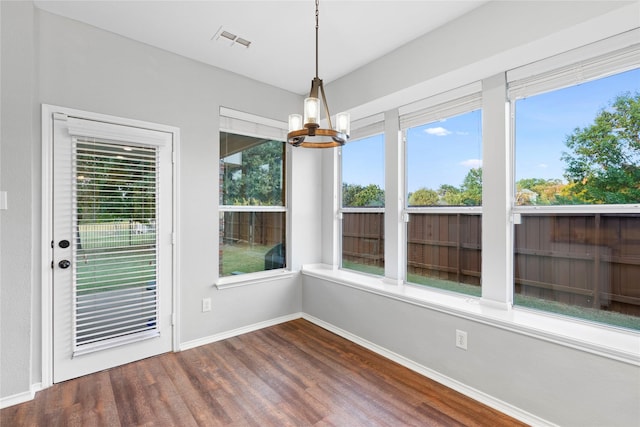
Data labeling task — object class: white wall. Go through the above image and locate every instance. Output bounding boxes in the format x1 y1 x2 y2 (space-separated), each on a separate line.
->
1 1 312 401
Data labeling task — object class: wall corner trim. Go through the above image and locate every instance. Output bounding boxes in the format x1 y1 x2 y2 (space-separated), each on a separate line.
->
0 383 42 410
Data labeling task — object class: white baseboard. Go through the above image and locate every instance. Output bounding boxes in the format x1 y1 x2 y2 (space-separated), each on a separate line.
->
0 383 42 410
302 313 557 427
179 312 303 351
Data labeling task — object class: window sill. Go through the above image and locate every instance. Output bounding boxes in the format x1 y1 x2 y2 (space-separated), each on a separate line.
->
215 269 294 290
301 264 640 366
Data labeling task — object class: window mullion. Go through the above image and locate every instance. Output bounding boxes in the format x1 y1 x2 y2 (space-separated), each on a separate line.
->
383 109 404 284
480 73 513 310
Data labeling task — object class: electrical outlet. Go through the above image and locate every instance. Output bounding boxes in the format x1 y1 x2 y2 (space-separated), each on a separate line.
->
456 329 468 350
202 298 212 312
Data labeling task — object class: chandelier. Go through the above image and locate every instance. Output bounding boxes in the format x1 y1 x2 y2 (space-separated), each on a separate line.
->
287 0 350 148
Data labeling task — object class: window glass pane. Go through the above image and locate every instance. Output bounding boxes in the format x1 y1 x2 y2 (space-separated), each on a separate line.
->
407 213 481 296
342 212 384 276
405 108 482 296
406 110 482 206
515 213 639 330
342 134 385 208
219 131 286 278
514 68 640 206
219 211 285 277
220 132 284 206
513 68 640 330
341 134 385 276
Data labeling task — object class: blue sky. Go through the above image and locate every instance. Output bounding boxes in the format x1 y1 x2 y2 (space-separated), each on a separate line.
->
342 67 639 194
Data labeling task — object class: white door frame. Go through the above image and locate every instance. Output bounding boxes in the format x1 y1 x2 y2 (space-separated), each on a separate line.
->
41 104 180 389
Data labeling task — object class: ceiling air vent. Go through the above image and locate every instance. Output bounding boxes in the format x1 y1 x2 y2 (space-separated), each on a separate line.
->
212 26 251 49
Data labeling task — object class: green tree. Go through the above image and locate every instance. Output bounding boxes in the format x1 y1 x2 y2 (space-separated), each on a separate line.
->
343 183 384 207
460 167 482 206
408 188 439 206
223 140 284 206
516 178 564 205
561 92 640 204
438 184 464 205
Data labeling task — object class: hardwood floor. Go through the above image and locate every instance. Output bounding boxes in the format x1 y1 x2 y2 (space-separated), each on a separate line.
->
1 319 528 426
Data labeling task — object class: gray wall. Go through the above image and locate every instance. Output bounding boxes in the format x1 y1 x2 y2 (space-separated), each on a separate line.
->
1 1 309 399
327 0 638 117
302 276 640 426
310 1 640 426
1 2 638 426
1 0 38 399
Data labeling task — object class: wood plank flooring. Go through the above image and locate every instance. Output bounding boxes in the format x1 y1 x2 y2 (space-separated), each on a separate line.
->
1 319 528 426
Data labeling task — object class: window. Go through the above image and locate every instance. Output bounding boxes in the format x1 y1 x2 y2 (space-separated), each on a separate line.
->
341 133 385 276
511 51 640 330
403 91 482 296
219 121 287 278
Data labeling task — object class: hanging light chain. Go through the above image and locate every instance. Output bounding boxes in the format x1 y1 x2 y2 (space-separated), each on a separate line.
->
315 0 319 78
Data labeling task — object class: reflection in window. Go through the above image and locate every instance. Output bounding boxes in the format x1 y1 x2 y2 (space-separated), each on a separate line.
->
219 132 286 277
341 134 385 275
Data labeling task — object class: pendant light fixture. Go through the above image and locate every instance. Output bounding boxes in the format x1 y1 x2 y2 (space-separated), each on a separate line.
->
287 0 350 148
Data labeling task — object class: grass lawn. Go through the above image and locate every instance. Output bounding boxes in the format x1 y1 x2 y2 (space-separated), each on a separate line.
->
221 243 275 276
76 249 156 293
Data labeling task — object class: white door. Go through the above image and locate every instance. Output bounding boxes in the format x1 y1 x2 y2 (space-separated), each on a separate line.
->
51 113 174 383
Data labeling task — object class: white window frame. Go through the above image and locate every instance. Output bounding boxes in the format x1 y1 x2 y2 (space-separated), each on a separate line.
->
401 86 484 294
216 108 292 289
507 34 640 309
310 30 640 365
338 114 386 275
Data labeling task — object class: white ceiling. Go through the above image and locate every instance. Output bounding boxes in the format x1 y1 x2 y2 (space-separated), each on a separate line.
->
33 0 488 94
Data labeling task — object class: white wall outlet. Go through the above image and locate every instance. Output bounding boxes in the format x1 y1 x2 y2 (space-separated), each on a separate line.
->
456 329 468 350
202 297 212 312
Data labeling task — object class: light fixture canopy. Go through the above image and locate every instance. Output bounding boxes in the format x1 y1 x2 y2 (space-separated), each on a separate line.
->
287 0 350 148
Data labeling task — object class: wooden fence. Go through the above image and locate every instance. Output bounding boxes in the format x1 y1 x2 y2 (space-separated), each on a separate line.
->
220 210 640 316
221 211 285 247
343 212 640 317
342 212 385 267
407 213 481 286
514 213 640 317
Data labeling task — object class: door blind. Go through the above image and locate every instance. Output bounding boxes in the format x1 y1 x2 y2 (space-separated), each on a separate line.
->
73 137 160 356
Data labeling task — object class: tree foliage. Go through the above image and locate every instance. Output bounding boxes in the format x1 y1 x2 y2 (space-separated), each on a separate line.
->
459 167 482 206
342 183 384 207
515 178 564 205
222 140 284 206
77 144 156 223
408 188 439 206
407 168 483 206
561 92 640 204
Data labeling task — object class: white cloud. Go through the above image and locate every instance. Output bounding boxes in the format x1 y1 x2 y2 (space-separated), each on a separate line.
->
424 126 451 136
460 159 482 168
537 163 548 168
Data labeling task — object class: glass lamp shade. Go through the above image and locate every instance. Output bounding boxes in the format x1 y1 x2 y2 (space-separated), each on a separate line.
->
304 97 320 125
288 114 302 132
336 112 350 136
